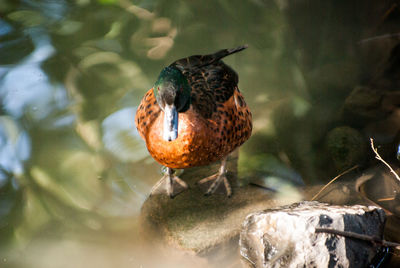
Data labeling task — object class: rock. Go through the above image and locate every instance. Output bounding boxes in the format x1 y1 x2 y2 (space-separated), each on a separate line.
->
140 180 277 251
139 158 302 266
239 201 386 268
343 86 388 125
325 126 366 171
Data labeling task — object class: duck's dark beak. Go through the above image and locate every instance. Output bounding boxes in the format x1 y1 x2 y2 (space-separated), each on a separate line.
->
163 103 178 141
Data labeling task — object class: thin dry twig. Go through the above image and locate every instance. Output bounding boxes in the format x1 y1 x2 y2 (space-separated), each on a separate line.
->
315 228 400 249
311 165 359 201
382 3 398 22
377 197 395 202
359 33 400 44
370 138 400 183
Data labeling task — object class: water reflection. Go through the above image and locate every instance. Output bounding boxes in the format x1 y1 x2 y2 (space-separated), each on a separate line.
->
0 116 30 176
102 107 147 163
0 34 68 122
397 143 400 161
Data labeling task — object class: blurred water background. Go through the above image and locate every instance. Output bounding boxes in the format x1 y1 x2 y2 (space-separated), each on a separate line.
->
1 0 400 267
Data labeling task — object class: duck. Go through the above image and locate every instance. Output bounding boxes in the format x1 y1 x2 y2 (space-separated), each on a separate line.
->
135 45 252 198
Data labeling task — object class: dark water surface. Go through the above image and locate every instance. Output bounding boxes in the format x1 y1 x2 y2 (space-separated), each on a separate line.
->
1 0 400 267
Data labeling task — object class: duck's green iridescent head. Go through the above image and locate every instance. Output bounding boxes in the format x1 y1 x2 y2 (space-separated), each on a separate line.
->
153 66 191 141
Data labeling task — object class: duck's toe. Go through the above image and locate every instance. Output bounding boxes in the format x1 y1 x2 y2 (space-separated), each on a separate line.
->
150 171 188 198
167 175 188 198
196 156 232 197
197 172 232 197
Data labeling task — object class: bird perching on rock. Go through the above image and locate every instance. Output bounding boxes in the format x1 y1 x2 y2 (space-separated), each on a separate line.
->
135 45 252 198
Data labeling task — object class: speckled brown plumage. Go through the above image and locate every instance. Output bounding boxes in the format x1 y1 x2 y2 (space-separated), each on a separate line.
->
135 47 252 169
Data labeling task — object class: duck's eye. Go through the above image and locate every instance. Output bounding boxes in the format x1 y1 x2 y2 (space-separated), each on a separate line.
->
179 86 183 93
157 87 160 92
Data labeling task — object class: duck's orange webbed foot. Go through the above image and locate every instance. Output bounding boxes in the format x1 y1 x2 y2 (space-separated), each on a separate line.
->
150 167 188 198
196 157 232 197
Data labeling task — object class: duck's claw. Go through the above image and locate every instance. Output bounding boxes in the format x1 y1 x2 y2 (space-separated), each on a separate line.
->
197 173 232 197
150 168 188 198
196 156 231 197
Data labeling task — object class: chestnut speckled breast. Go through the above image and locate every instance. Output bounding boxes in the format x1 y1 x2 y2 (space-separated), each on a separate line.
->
136 87 251 169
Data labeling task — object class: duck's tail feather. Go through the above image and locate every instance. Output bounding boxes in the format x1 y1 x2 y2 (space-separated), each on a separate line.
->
200 45 248 67
214 45 248 60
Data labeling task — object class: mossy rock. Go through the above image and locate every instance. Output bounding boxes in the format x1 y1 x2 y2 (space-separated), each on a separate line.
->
139 164 277 256
325 126 366 171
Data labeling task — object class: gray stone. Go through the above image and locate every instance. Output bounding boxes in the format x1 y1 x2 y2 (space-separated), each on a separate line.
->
239 201 386 268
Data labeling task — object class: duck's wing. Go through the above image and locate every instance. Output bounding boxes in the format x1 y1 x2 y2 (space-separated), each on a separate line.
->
170 45 247 119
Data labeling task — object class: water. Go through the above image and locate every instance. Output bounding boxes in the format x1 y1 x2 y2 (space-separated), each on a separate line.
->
1 0 400 267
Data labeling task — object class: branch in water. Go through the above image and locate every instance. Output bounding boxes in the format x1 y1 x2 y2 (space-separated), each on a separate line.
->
315 228 400 249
